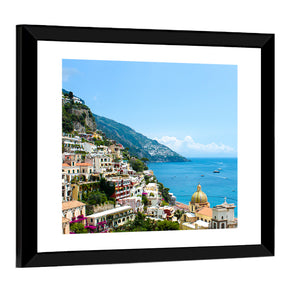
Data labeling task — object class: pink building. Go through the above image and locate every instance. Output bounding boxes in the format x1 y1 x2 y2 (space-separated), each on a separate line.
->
117 197 143 213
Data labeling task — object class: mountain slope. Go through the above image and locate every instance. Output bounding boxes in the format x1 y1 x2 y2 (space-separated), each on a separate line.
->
62 102 96 133
93 114 189 162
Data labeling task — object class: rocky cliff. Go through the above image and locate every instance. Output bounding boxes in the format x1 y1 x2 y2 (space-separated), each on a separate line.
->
62 102 97 133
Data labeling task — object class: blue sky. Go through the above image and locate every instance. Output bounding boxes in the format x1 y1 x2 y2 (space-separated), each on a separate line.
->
63 59 237 157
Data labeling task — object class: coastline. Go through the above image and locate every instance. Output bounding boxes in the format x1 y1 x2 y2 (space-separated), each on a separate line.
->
148 157 238 217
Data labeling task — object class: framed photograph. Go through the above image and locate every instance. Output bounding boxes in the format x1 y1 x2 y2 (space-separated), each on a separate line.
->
16 25 274 267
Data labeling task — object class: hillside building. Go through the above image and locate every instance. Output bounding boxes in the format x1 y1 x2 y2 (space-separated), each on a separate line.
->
117 196 143 213
87 206 135 229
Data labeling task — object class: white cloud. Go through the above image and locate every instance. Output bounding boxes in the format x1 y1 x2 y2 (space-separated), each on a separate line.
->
62 68 79 82
154 135 235 156
156 136 184 149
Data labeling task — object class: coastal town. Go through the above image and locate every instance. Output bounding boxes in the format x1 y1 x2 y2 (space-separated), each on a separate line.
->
62 92 237 234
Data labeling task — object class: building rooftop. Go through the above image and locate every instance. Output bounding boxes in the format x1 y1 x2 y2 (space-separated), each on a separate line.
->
175 202 190 211
76 163 92 166
87 205 132 218
195 220 209 228
62 200 86 210
182 222 196 229
196 207 212 217
214 197 236 209
186 212 196 218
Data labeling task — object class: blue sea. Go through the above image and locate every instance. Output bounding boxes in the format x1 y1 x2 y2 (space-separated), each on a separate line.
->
148 157 238 217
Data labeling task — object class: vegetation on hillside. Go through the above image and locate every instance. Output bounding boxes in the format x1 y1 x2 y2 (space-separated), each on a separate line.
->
157 181 171 203
93 114 189 162
76 178 116 206
129 158 148 173
62 101 96 133
113 212 179 232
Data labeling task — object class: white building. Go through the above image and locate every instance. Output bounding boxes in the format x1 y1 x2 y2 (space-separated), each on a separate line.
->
131 184 143 197
87 206 135 229
62 135 84 152
146 206 174 220
144 183 161 206
211 198 237 229
72 96 85 104
181 219 209 230
62 172 72 202
146 206 165 219
85 154 113 174
83 142 97 153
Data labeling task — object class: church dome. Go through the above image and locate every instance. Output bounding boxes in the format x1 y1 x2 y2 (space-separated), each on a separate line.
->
191 184 208 203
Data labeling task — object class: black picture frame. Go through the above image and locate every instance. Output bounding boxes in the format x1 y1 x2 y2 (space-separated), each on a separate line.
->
16 25 274 268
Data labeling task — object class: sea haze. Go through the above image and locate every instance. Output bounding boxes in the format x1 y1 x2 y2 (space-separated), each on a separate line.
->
148 157 238 217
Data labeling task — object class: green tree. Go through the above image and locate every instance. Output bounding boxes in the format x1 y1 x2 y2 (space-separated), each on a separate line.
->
174 209 184 220
86 205 94 216
158 182 171 203
62 118 73 133
70 223 87 233
114 212 180 232
161 200 169 206
130 158 147 172
69 91 73 99
87 191 107 205
156 220 179 231
99 178 115 198
142 195 149 206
